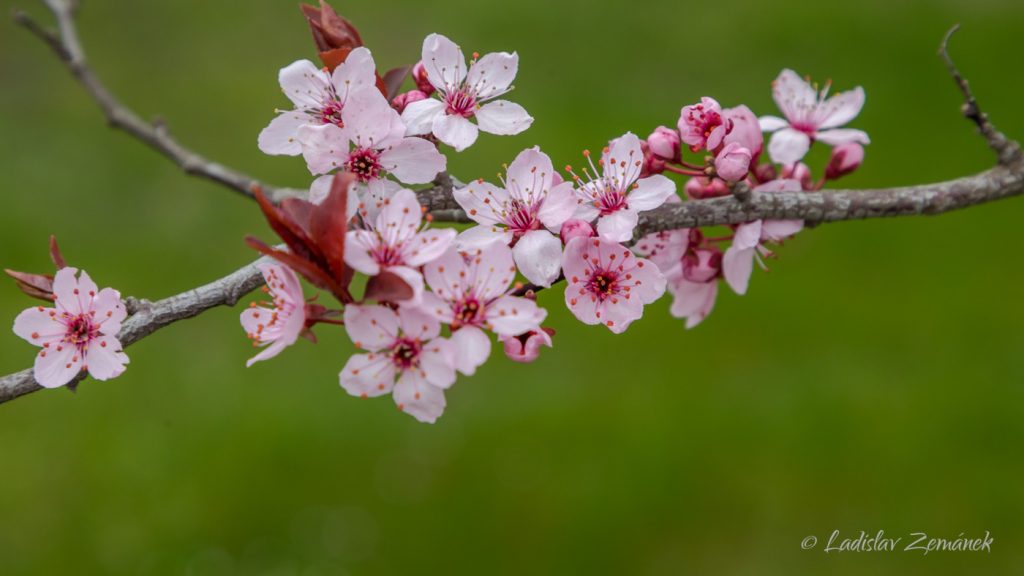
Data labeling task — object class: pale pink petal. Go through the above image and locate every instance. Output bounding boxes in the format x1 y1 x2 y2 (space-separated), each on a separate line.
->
329 47 378 102
537 181 578 231
433 113 479 152
309 175 361 218
13 306 64 345
595 294 644 334
377 187 424 238
505 146 554 197
423 247 470 302
815 128 870 146
92 287 126 335
596 209 639 243
723 246 755 295
470 242 517 301
571 202 600 222
420 291 456 325
627 174 676 211
421 33 467 93
397 304 441 341
340 353 396 398
633 230 689 275
767 128 811 165
455 225 513 250
379 137 447 184
258 111 309 156
466 51 518 101
448 326 491 376
760 219 804 241
279 59 328 108
393 371 446 424
560 236 592 284
418 337 456 388
52 267 82 316
474 100 533 136
298 124 350 175
344 230 383 275
385 265 425 304
485 295 547 336
343 304 400 352
400 98 446 136
342 90 404 149
669 279 718 329
628 256 667 305
85 337 128 380
815 86 865 129
758 115 789 132
772 69 817 123
603 132 644 189
361 179 404 219
33 342 81 389
453 181 511 226
565 285 601 326
403 228 457 267
753 179 803 193
732 221 763 250
512 230 562 287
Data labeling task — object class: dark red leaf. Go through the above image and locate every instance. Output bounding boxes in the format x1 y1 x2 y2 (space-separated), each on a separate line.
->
310 173 354 287
5 269 54 302
49 235 66 269
364 271 414 303
253 186 318 262
245 236 337 294
382 65 412 100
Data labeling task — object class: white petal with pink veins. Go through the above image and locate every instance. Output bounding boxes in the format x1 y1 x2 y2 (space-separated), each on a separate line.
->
723 246 756 295
758 115 789 132
597 209 639 243
486 295 547 336
421 33 467 93
565 286 601 326
603 132 644 189
33 343 81 389
92 287 127 335
298 124 350 175
397 304 442 342
560 237 594 284
449 326 491 376
466 52 518 101
344 230 383 275
455 225 513 250
595 293 644 334
400 98 446 136
538 181 578 231
329 47 379 101
815 86 865 129
375 188 423 244
13 306 65 345
258 111 309 156
772 69 817 124
627 256 667 305
627 174 676 211
433 114 479 152
52 267 83 316
85 337 129 380
760 219 804 241
342 90 405 149
419 337 457 388
767 128 811 165
505 146 554 195
362 179 404 218
815 128 870 146
453 181 511 226
279 59 328 108
571 202 600 223
512 230 563 287
470 242 517 301
669 279 718 329
732 221 763 251
393 371 446 424
423 247 470 301
420 291 456 324
340 352 396 398
380 137 446 184
474 101 532 136
344 305 400 352
404 228 457 268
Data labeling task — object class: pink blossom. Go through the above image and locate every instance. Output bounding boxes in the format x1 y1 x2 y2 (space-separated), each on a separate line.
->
570 132 677 242
722 179 805 295
647 126 681 162
13 267 128 388
780 162 813 190
634 230 722 328
240 262 307 366
258 48 378 156
422 243 547 375
411 61 434 95
678 97 727 151
684 177 730 200
560 219 595 244
721 105 763 160
345 188 457 304
759 69 869 165
500 327 554 363
562 237 666 333
452 146 576 286
392 89 428 114
825 142 865 180
299 90 446 215
340 304 456 424
401 34 533 152
714 142 752 182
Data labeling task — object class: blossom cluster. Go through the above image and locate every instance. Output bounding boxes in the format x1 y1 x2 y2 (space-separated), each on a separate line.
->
9 5 868 422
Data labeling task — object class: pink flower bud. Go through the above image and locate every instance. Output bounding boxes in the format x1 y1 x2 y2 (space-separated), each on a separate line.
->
647 126 681 162
560 219 595 244
753 162 777 184
683 246 722 284
640 140 666 176
781 162 813 190
720 105 763 159
714 142 752 182
392 90 429 114
825 143 865 180
684 177 730 200
678 97 726 151
412 61 434 96
500 328 555 363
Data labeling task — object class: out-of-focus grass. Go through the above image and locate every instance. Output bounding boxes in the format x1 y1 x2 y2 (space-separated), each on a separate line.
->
1 0 1023 574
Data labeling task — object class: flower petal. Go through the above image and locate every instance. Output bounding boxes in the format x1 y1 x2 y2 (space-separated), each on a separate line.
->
421 33 467 93
404 228 458 268
485 295 547 336
13 306 64 345
258 111 309 156
379 137 447 184
538 181 578 231
33 342 81 389
758 115 789 132
419 337 457 388
453 180 510 226
512 230 562 287
767 128 811 165
330 46 379 102
816 86 865 130
92 287 126 336
279 59 329 108
470 242 517 301
433 113 480 151
343 304 400 351
603 132 644 190
448 326 491 376
723 246 755 295
340 353 396 398
627 174 676 211
397 304 441 341
815 128 870 146
669 279 718 329
596 209 639 243
505 146 554 200
474 100 533 136
466 51 518 101
400 98 446 136
85 337 128 381
772 69 816 124
52 267 82 316
344 230 383 275
393 371 446 423
455 225 513 250
298 124 350 175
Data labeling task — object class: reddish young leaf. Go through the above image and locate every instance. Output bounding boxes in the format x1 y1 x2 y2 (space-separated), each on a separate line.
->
49 235 66 269
382 65 413 100
364 271 415 303
310 173 355 287
4 269 54 301
301 1 363 54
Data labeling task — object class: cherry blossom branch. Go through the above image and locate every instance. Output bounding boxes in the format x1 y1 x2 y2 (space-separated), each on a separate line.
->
0 260 266 404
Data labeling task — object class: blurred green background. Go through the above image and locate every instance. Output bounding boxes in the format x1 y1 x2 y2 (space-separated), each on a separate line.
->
2 0 1023 573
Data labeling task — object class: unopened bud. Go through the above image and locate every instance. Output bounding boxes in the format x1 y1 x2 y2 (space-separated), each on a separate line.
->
714 142 752 182
411 61 435 96
684 177 730 200
560 219 595 244
647 126 681 162
825 143 865 180
781 162 813 190
392 90 429 113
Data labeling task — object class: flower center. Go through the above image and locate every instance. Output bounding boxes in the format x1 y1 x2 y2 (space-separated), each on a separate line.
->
452 298 484 329
320 101 345 127
504 199 541 235
347 148 383 182
596 186 627 216
65 314 96 347
587 271 619 300
444 89 477 117
390 338 422 370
